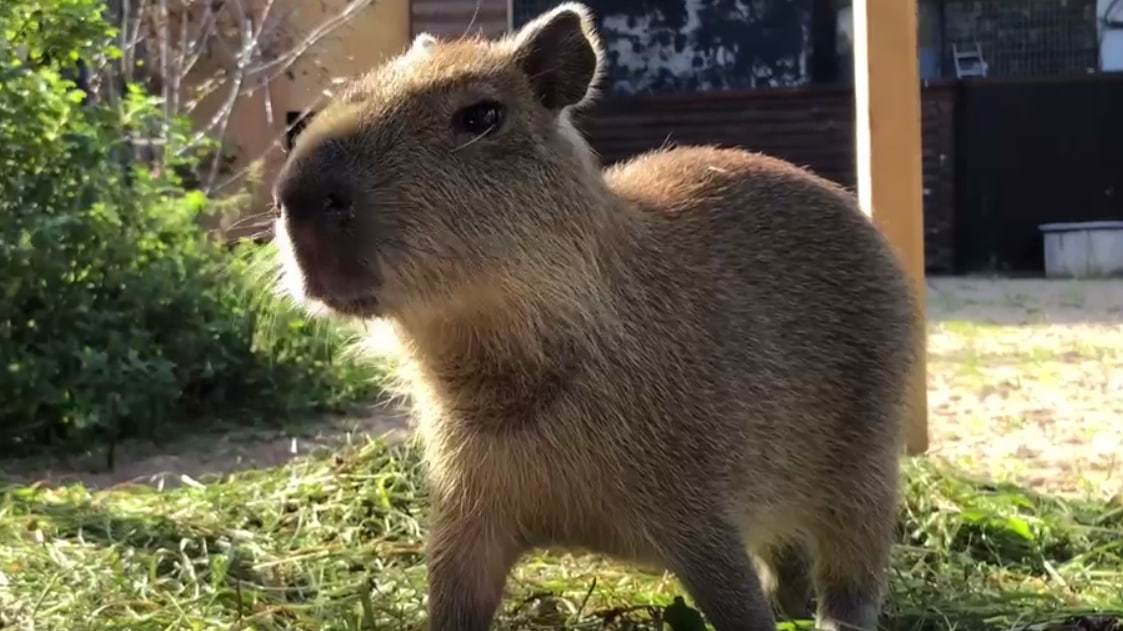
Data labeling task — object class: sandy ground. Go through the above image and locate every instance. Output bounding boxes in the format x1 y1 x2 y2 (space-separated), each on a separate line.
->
926 277 1123 498
4 277 1123 498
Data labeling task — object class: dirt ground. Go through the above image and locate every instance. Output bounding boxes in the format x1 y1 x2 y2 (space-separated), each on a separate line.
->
926 277 1123 498
3 277 1122 498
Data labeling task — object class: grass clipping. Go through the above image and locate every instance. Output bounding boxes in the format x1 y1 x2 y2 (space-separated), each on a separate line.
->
1 440 1121 631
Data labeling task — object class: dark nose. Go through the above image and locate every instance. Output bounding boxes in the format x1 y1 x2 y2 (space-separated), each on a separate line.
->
277 174 354 223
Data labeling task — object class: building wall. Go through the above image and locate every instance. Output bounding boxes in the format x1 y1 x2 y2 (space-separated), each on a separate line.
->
514 0 816 94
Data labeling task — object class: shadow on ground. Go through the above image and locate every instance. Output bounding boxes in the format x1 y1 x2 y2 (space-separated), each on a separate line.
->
926 277 1123 326
0 400 411 491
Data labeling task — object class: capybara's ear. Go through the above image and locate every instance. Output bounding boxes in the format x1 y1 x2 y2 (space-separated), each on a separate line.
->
509 2 603 111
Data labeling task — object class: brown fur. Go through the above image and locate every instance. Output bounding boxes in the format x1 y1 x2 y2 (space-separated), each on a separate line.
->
272 4 921 631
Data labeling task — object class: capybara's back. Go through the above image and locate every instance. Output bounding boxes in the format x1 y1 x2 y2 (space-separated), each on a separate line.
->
269 3 921 630
611 144 916 494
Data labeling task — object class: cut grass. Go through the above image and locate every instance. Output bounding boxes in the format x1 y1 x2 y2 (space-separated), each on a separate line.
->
1 438 1121 631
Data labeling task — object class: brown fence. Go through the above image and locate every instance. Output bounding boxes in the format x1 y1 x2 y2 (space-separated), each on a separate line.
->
572 83 959 273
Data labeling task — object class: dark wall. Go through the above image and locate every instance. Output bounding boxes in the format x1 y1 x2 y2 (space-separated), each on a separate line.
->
954 73 1123 274
514 0 817 94
572 84 960 273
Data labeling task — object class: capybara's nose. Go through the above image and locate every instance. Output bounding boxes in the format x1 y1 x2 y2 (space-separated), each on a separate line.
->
280 182 353 223
275 154 354 222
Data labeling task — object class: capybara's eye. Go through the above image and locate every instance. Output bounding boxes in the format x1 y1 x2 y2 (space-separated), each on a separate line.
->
451 100 505 137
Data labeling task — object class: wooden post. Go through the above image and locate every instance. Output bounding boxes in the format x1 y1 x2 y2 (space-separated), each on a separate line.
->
851 0 929 455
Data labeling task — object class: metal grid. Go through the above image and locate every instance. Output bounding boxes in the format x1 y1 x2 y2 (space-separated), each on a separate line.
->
940 0 1100 77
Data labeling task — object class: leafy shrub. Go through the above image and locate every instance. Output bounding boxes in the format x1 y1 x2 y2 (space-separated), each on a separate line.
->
0 0 382 453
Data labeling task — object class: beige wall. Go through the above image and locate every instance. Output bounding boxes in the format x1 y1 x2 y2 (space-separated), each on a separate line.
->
185 0 412 234
285 0 412 109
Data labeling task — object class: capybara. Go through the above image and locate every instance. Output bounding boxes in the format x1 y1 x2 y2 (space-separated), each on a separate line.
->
272 4 921 630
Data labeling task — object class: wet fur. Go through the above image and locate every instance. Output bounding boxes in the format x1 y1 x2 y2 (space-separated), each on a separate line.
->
272 4 921 630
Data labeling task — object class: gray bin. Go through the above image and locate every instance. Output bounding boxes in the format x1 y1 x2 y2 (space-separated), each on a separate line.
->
1038 221 1123 278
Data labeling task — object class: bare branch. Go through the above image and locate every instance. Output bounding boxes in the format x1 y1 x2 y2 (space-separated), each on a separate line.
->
244 0 377 77
207 15 251 191
82 0 380 213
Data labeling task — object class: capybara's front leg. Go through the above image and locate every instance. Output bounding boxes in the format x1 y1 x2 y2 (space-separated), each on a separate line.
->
425 505 521 631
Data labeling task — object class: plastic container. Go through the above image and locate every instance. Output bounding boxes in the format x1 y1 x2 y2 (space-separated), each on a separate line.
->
1038 220 1123 278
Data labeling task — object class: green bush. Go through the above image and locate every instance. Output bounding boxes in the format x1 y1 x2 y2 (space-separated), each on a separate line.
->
0 0 383 453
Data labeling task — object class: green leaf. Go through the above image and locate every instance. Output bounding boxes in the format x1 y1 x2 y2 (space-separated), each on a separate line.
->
1004 516 1035 542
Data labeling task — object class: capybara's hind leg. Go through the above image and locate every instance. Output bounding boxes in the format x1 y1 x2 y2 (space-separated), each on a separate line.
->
765 542 814 621
656 516 778 631
809 490 897 631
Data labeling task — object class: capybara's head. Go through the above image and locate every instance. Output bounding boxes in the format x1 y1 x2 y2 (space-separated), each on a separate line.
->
273 3 606 319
